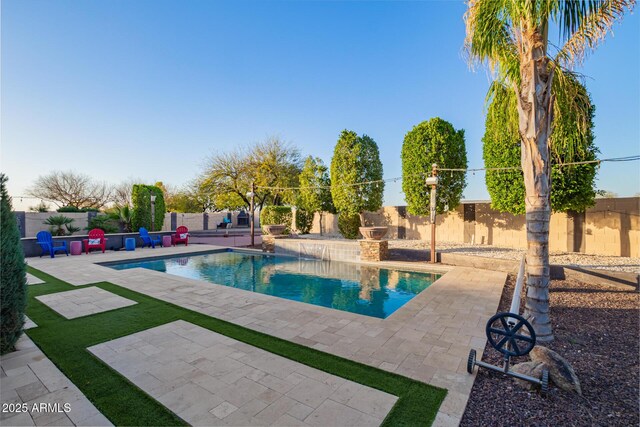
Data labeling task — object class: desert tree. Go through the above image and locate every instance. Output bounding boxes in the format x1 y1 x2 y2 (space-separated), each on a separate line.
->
465 0 634 341
200 137 302 212
298 156 334 235
27 170 112 209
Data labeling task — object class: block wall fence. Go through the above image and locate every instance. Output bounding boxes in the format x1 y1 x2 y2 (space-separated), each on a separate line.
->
308 197 639 258
15 198 639 258
16 211 260 238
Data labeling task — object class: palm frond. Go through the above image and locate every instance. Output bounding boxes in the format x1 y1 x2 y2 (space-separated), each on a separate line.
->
555 0 635 67
549 67 593 159
464 0 518 73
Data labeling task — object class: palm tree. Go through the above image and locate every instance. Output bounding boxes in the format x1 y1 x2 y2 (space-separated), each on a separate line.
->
109 205 133 232
465 0 634 341
44 215 81 236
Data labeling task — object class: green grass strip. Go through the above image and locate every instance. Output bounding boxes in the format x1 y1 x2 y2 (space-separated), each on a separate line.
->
25 266 446 426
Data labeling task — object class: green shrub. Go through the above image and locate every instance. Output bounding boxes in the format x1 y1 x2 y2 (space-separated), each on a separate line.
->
483 82 597 214
131 185 166 232
1 174 27 354
338 212 361 239
295 209 314 234
44 215 81 236
86 214 119 233
401 117 468 215
260 206 293 234
57 206 99 213
330 130 384 226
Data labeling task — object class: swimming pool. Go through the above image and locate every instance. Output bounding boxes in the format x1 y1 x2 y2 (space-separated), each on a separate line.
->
108 251 440 319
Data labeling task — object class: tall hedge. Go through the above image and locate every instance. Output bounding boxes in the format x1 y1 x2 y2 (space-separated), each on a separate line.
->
330 130 384 226
295 209 314 234
483 83 597 214
131 184 166 231
1 174 27 354
338 212 361 239
260 206 293 234
401 118 468 216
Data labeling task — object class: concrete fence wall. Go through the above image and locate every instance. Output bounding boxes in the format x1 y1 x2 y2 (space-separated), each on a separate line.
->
308 197 640 258
16 210 260 238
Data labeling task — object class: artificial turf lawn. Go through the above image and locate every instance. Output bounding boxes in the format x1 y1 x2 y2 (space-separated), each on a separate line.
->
25 266 447 426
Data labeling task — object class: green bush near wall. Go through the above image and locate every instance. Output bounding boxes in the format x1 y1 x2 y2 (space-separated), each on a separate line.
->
57 206 99 213
338 212 361 240
295 209 314 234
86 214 119 233
131 185 166 232
260 206 292 234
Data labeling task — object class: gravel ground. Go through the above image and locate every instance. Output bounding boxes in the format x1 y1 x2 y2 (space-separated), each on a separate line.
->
294 235 639 273
388 240 640 273
460 276 639 427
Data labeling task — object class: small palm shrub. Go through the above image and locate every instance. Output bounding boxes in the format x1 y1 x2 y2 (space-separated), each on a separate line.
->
86 214 119 233
109 205 133 232
44 215 80 236
1 174 27 354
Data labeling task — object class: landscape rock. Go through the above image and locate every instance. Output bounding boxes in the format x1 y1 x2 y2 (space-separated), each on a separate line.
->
511 361 547 390
531 346 582 395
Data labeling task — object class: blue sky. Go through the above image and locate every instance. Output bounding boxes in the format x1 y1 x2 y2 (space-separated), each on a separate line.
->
2 0 639 210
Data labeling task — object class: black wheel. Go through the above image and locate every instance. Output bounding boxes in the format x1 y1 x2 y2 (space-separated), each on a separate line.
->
467 349 476 374
485 312 536 357
540 369 549 396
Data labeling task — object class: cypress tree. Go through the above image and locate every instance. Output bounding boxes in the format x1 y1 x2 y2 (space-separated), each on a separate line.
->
1 174 27 354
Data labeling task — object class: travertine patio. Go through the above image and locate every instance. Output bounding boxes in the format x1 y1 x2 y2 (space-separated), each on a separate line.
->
0 335 111 427
89 320 397 426
36 287 137 319
28 244 506 426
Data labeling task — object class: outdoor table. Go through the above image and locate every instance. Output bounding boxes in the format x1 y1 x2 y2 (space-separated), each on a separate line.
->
125 238 136 251
70 241 82 256
162 235 172 247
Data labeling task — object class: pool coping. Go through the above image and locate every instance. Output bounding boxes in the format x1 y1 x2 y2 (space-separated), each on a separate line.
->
28 244 506 426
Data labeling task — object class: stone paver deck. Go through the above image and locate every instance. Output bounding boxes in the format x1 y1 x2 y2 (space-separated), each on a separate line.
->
35 287 136 319
24 316 37 330
89 320 397 426
0 335 111 426
30 245 507 425
27 273 44 285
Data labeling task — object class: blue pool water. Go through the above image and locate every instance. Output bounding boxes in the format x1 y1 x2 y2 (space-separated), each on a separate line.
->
108 251 440 319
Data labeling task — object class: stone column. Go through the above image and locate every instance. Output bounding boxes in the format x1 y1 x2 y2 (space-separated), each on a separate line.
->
359 240 388 262
262 235 276 253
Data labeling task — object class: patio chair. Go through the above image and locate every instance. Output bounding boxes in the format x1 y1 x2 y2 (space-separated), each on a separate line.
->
139 227 162 248
217 217 232 229
172 226 189 246
36 231 69 258
83 229 108 254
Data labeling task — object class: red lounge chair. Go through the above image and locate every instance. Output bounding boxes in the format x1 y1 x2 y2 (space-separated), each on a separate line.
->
172 226 189 246
83 229 108 254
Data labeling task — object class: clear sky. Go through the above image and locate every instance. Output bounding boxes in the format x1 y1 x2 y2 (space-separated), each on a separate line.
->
2 0 639 210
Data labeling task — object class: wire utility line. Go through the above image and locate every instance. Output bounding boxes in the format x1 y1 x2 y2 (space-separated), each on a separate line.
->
255 155 640 191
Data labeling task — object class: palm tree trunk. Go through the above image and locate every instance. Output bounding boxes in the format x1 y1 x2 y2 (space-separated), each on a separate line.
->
516 29 554 342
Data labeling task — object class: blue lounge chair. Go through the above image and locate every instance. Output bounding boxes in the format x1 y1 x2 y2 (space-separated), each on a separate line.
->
36 231 69 258
139 227 162 248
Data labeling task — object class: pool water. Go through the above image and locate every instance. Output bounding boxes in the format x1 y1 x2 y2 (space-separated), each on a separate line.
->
109 251 440 319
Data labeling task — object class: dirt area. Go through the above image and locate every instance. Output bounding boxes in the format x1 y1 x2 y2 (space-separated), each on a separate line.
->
388 240 639 273
460 276 639 427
